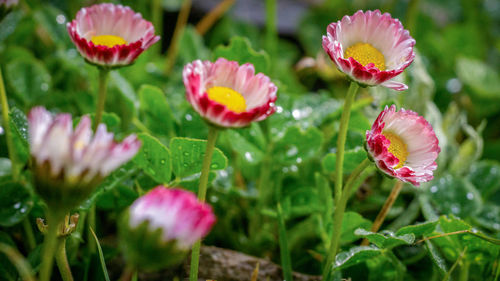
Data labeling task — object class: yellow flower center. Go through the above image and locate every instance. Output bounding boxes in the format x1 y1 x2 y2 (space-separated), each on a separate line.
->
345 42 386 71
207 86 246 113
90 35 127 48
383 131 408 169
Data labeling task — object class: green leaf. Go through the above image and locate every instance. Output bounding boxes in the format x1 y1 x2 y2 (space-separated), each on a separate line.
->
225 129 264 164
33 6 70 47
89 228 111 281
424 240 448 276
354 229 415 249
214 36 270 74
8 107 30 166
0 11 23 43
427 174 482 218
334 246 382 270
322 147 367 175
280 187 323 219
341 212 372 245
274 126 323 165
133 133 172 183
0 181 33 227
170 137 227 178
6 58 51 105
395 221 438 237
178 26 210 63
138 85 176 137
467 160 500 199
456 57 500 100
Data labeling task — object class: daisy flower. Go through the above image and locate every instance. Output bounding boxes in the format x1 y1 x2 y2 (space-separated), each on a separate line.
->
183 58 277 128
322 10 415 91
365 105 440 185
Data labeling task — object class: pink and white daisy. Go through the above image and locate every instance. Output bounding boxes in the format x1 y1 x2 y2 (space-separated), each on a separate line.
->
28 106 141 210
365 105 440 186
128 186 216 249
67 3 160 68
322 10 415 91
183 58 277 128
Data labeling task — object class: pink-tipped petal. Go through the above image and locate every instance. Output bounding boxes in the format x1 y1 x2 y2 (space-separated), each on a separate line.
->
129 186 216 249
366 105 440 186
183 58 277 128
322 10 415 90
66 3 160 68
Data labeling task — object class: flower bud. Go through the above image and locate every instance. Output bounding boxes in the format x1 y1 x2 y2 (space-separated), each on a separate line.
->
119 186 216 271
28 106 141 213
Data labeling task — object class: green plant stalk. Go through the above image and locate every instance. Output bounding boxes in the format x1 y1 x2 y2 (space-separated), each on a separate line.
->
322 158 370 280
39 211 64 281
94 68 110 131
265 0 277 60
333 82 359 207
55 237 74 281
0 67 19 181
189 125 219 281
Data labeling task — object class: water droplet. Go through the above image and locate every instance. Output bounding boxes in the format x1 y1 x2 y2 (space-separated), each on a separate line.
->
210 195 218 203
41 83 49 92
430 185 438 193
146 63 156 73
466 192 474 200
290 165 298 172
160 159 166 165
183 152 190 156
185 114 193 121
183 163 189 167
0 126 3 135
286 146 298 157
296 157 302 164
451 204 460 215
244 152 253 162
292 109 301 119
276 106 283 113
13 202 21 209
446 78 462 94
56 14 66 24
19 207 26 213
210 163 218 169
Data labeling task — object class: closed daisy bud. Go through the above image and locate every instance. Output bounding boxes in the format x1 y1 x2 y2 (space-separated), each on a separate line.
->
365 105 440 186
28 106 141 212
322 10 415 91
183 58 278 128
67 3 160 68
119 186 216 271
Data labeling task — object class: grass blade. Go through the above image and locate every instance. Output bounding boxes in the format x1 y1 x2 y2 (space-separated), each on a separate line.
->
89 227 111 281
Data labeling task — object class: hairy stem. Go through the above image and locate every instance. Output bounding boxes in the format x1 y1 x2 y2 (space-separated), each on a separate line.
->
39 212 64 281
55 237 74 281
94 68 110 131
322 158 371 280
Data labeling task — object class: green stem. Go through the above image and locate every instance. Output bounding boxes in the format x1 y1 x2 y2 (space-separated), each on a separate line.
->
322 158 370 280
55 237 74 281
94 68 110 131
0 67 19 181
87 205 96 254
22 218 36 251
265 0 277 60
333 82 359 207
189 125 219 281
39 212 64 281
